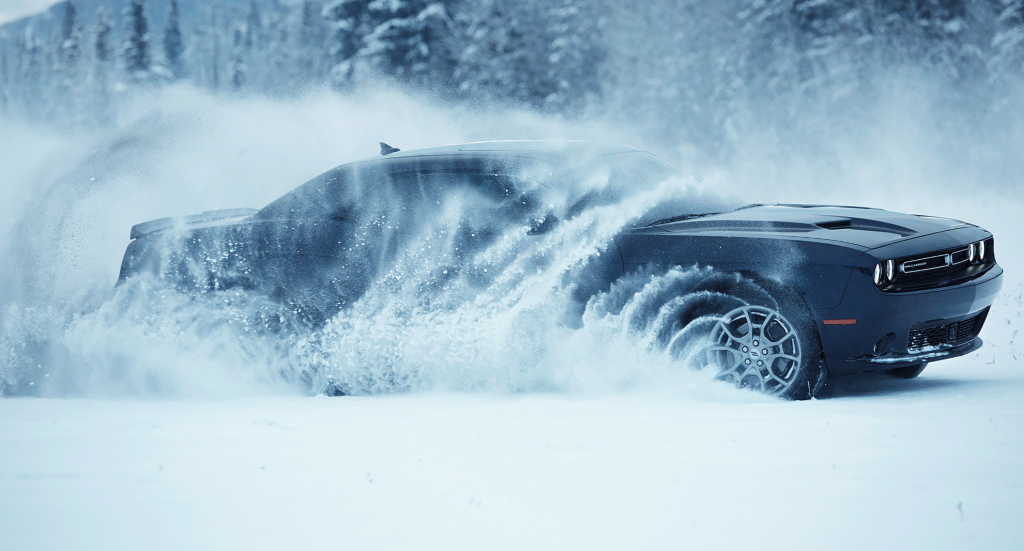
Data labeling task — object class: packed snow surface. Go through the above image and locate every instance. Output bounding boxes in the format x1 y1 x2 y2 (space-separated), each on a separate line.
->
1 89 1023 549
2 363 1024 550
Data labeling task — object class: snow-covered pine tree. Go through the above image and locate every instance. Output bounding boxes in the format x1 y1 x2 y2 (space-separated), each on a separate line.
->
455 0 547 105
740 0 827 101
456 0 603 111
231 26 246 89
164 0 185 79
92 7 114 122
94 7 112 65
299 0 326 83
360 0 459 87
238 0 267 89
264 0 294 93
736 0 886 118
268 0 290 49
210 5 221 89
0 35 8 115
60 1 82 68
992 0 1024 79
322 0 370 88
122 0 151 80
17 26 44 117
245 0 263 51
543 0 603 112
912 0 982 80
54 1 84 120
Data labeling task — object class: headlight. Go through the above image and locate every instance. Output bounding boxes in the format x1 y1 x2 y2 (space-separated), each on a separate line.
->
875 259 897 287
979 240 987 262
968 243 976 262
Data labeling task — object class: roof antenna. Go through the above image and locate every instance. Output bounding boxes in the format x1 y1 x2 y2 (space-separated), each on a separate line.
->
380 142 400 156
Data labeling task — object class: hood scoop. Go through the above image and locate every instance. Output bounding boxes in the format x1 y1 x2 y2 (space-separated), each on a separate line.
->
660 219 820 233
815 218 916 237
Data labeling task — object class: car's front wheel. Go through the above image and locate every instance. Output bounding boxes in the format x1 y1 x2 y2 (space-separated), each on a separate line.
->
705 303 824 399
649 271 826 400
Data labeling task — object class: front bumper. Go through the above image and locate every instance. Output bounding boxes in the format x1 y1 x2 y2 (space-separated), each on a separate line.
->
854 336 984 367
815 259 1002 375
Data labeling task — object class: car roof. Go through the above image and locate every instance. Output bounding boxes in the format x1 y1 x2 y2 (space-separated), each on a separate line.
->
351 140 643 166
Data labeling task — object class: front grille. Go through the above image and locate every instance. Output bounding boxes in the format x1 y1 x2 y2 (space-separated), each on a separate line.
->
879 238 995 293
908 325 952 350
899 246 969 279
956 316 977 341
908 309 988 351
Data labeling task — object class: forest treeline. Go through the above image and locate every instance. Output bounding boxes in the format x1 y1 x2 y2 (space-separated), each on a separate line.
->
0 0 1022 148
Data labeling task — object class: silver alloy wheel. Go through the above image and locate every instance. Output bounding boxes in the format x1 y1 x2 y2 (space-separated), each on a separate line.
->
706 305 803 396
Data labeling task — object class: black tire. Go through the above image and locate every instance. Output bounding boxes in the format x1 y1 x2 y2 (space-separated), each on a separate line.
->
669 273 827 400
886 362 927 379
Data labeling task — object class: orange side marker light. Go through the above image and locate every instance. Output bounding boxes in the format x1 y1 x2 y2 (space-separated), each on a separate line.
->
823 319 857 325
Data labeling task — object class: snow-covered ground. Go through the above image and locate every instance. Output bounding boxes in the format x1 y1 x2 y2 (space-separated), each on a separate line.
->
2 90 1023 549
2 359 1023 550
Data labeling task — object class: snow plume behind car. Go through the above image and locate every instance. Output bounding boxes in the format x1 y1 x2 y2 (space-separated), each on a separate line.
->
0 91 772 398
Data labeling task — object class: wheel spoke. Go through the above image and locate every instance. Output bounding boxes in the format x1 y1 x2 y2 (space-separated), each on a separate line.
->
741 308 754 338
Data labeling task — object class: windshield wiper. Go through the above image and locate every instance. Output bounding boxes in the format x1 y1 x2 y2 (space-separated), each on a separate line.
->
647 212 722 227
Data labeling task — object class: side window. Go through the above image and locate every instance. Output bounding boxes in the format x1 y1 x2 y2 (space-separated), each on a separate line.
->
388 169 522 203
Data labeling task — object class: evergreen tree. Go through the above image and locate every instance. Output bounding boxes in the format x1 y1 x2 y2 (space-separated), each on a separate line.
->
210 5 221 89
245 0 263 51
456 0 551 104
299 0 326 82
91 7 114 122
543 0 603 112
231 26 246 89
268 0 290 48
122 0 151 78
21 27 42 88
55 1 84 120
0 0 1019 132
993 0 1024 78
18 26 44 118
60 1 82 68
264 0 294 93
323 0 371 87
456 0 602 111
0 36 9 115
94 7 112 64
360 0 458 87
164 0 185 79
914 0 982 80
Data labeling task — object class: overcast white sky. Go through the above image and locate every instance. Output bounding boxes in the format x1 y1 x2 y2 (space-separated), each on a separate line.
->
0 0 60 25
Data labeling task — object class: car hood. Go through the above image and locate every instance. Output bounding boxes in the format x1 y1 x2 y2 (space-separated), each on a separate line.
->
646 204 976 249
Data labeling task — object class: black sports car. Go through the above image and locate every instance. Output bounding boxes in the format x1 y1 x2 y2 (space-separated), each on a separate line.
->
118 140 1003 399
